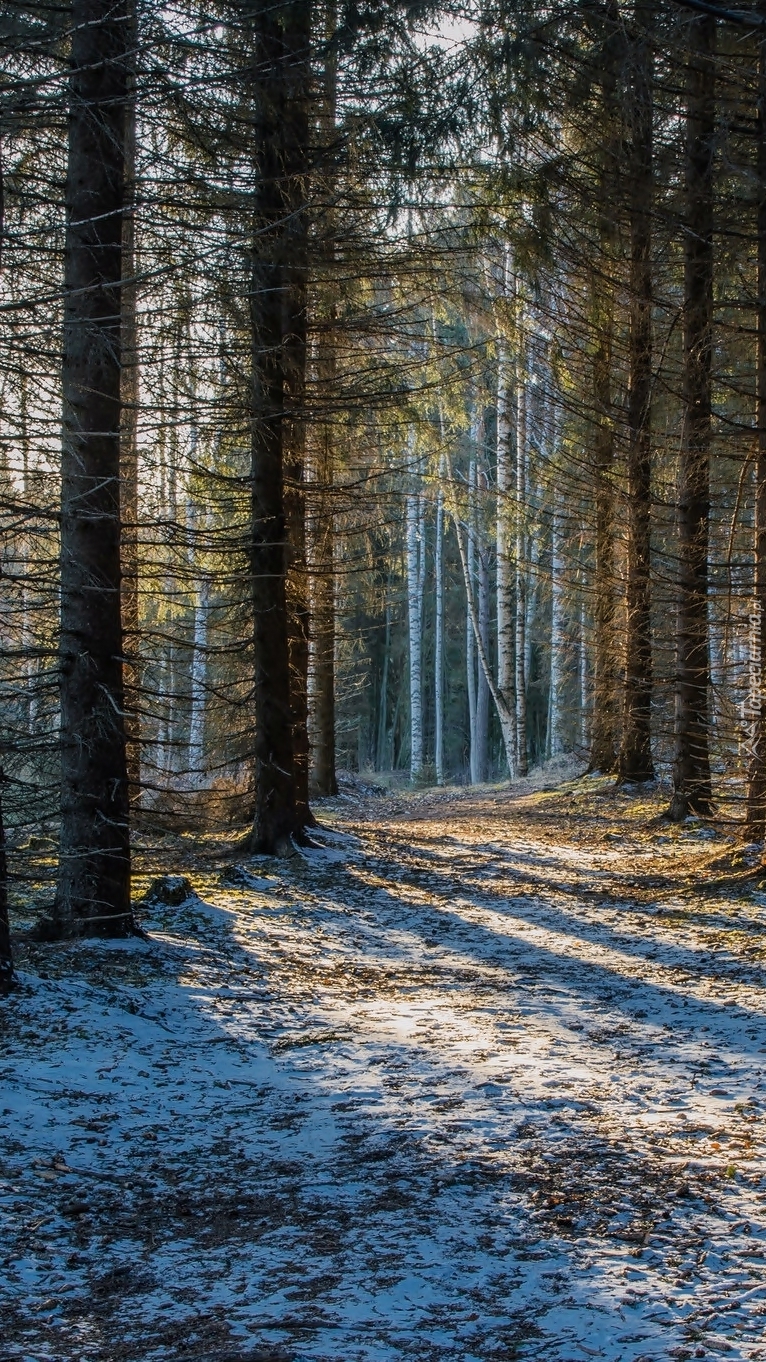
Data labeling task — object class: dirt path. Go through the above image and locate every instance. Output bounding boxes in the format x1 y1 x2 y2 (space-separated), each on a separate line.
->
2 778 766 1361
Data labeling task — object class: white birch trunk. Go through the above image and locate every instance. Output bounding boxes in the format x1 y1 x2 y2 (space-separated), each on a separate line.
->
475 540 490 782
496 328 516 777
472 412 489 783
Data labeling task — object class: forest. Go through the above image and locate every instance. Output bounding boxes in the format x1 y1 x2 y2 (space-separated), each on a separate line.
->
3 0 766 1358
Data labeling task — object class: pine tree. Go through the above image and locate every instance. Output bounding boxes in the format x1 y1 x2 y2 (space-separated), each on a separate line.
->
54 0 132 935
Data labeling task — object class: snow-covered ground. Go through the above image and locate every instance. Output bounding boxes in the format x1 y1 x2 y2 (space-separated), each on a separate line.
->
3 779 766 1361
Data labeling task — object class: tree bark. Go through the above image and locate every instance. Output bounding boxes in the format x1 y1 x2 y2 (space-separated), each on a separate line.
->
549 477 566 757
121 0 140 806
0 770 13 995
246 0 311 853
307 0 337 797
283 0 313 827
586 8 621 777
308 445 337 794
496 313 517 777
587 267 618 773
515 347 528 776
434 471 445 784
669 11 715 821
376 583 391 770
579 577 589 751
747 12 766 838
406 470 425 782
470 425 490 783
619 1 655 783
475 539 490 782
188 506 209 778
55 0 132 935
466 456 478 777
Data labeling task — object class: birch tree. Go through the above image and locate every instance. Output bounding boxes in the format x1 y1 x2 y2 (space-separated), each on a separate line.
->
495 262 517 777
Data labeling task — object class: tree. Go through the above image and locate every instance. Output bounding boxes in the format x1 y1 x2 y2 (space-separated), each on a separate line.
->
587 6 620 776
53 0 132 935
669 9 716 820
619 0 655 783
308 0 339 798
246 0 312 854
0 769 13 994
121 0 140 804
747 5 766 837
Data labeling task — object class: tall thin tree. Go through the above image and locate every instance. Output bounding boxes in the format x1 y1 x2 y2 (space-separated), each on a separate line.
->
308 0 338 797
246 0 311 853
669 10 715 820
54 0 132 935
619 0 655 783
747 8 766 837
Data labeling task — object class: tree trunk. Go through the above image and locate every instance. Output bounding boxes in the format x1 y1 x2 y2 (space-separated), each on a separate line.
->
283 0 313 827
619 2 655 783
549 478 566 757
308 429 337 794
307 0 337 797
579 581 589 751
747 13 766 838
471 424 490 783
55 0 132 935
188 548 209 778
0 771 13 995
669 11 715 821
515 351 528 776
466 456 478 778
587 268 618 773
475 541 490 782
247 0 311 853
587 12 621 777
434 476 445 785
496 316 517 777
377 588 391 770
406 472 425 782
121 0 140 806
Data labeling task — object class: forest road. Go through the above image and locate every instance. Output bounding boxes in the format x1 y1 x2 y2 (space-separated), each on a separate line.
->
2 777 766 1361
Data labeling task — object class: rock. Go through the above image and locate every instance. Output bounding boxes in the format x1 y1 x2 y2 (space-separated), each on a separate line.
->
63 1199 90 1218
142 875 193 907
220 865 273 890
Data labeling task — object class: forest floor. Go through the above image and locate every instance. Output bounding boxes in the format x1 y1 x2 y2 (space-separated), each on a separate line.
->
3 765 766 1362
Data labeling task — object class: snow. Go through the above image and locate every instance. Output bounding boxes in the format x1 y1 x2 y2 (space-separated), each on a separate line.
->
2 784 766 1360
